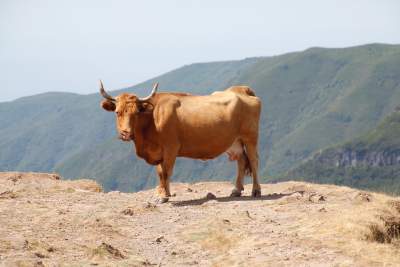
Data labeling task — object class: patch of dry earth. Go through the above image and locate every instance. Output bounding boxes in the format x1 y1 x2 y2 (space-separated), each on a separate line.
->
0 172 399 266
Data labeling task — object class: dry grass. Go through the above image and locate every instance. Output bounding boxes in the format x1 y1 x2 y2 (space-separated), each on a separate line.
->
183 219 240 253
89 242 126 260
1 173 400 266
366 201 400 245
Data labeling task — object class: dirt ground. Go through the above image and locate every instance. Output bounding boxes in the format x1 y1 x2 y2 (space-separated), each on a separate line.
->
0 172 399 267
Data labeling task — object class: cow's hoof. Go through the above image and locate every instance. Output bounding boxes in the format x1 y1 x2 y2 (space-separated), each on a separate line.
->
230 188 242 197
156 197 169 204
252 189 261 198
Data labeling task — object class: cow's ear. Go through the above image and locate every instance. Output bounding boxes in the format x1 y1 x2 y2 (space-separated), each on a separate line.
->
101 100 116 111
138 102 154 113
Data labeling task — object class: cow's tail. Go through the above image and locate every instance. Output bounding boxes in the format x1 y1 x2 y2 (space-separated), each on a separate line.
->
243 150 253 177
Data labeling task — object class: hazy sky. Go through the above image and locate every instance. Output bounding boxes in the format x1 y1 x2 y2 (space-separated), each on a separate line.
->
1 0 399 102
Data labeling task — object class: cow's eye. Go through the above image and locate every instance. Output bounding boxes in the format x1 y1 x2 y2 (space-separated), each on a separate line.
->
116 111 122 116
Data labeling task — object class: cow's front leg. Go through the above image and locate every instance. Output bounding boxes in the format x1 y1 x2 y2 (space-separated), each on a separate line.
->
155 164 170 203
155 156 176 203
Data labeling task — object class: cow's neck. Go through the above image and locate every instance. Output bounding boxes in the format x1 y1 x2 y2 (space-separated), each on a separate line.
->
132 113 162 165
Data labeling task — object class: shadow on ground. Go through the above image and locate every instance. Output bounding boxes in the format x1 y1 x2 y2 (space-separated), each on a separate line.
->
171 192 299 206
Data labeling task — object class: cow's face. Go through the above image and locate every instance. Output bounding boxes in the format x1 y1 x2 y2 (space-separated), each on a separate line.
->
99 81 158 142
101 94 141 141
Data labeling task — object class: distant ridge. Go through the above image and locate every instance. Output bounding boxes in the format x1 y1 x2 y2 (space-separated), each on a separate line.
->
0 43 400 192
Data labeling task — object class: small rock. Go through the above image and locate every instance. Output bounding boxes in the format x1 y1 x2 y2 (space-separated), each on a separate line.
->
222 219 230 224
0 190 17 199
143 202 157 209
186 188 193 192
155 236 164 243
91 242 125 260
205 192 216 200
319 207 327 212
8 174 22 183
122 207 135 216
58 210 66 215
171 251 177 255
354 192 372 202
308 193 326 203
51 174 61 180
34 252 47 258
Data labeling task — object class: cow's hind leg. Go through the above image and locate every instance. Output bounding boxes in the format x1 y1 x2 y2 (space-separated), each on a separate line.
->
230 153 246 197
243 141 261 197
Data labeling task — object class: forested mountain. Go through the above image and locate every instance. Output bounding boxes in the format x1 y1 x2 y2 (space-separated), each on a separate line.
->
1 43 399 192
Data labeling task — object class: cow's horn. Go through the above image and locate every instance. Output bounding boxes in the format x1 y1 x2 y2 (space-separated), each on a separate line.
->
99 80 116 102
139 82 159 102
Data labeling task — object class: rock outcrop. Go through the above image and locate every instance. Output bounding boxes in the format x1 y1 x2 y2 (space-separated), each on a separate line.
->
284 110 400 194
315 149 400 167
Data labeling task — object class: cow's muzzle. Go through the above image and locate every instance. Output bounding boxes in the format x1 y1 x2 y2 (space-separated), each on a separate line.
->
118 130 132 142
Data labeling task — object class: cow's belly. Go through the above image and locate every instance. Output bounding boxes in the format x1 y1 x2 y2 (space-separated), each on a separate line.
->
178 134 242 160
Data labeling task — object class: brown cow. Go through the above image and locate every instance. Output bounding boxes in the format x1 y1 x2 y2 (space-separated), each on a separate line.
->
100 81 262 203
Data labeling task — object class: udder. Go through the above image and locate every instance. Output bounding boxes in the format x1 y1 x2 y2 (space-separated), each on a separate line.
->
226 139 243 161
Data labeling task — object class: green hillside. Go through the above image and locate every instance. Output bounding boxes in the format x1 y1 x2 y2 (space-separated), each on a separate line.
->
282 110 400 195
1 43 400 192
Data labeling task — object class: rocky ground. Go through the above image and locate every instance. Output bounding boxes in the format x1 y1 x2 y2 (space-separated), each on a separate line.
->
0 172 399 267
